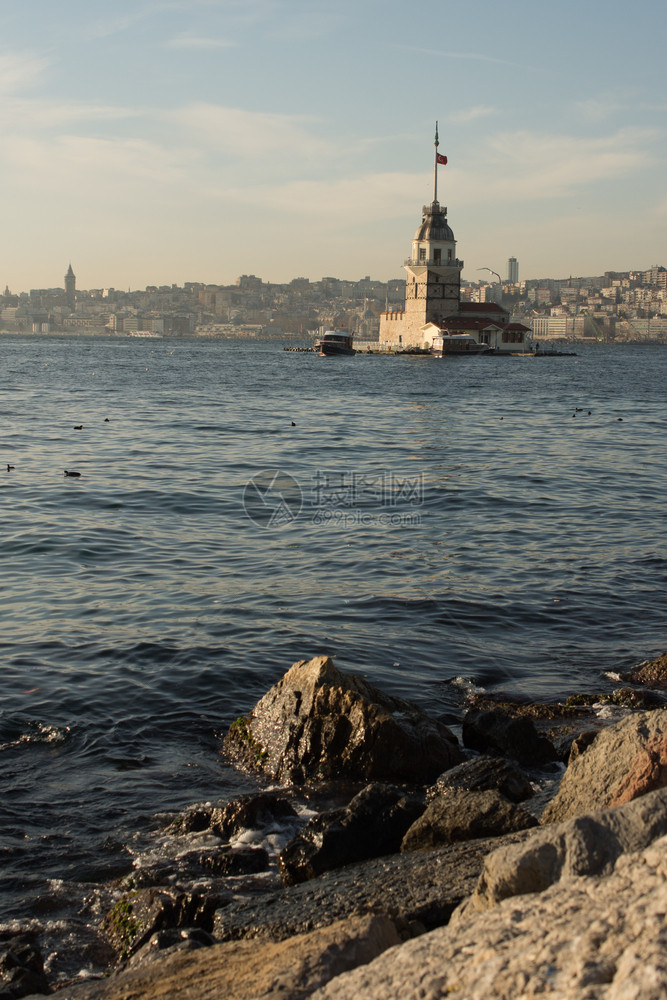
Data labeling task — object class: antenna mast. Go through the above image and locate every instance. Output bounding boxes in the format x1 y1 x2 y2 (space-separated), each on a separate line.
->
434 121 439 203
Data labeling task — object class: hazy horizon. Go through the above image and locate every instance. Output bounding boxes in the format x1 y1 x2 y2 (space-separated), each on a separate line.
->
1 0 665 292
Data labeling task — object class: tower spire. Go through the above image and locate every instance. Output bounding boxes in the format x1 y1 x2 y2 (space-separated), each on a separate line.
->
434 121 439 204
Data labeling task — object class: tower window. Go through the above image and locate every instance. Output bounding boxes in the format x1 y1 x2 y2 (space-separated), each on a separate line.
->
419 247 426 262
434 249 441 264
448 249 452 260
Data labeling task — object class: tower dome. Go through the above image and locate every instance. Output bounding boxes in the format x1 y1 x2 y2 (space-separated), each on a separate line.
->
413 201 455 242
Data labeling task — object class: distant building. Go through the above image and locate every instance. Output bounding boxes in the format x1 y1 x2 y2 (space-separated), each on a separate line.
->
507 257 519 283
65 264 76 311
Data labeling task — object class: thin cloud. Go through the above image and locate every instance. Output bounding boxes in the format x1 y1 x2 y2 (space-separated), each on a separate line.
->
0 98 144 130
447 105 497 124
455 127 659 203
165 35 234 49
0 52 49 94
398 44 536 72
168 103 331 162
5 133 191 197
218 172 425 222
577 95 667 120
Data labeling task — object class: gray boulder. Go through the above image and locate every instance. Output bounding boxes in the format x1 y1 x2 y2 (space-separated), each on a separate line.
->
454 785 667 921
401 788 537 852
311 834 667 1000
223 656 462 785
541 707 667 824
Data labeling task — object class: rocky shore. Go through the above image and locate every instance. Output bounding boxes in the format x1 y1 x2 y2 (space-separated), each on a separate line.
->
5 652 667 1000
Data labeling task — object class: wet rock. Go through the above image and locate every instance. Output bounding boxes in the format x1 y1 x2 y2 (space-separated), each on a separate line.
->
454 785 667 921
609 685 665 709
463 691 594 720
117 846 271 894
52 914 402 1000
401 788 537 851
213 829 535 942
462 708 557 765
427 755 534 803
177 845 270 877
541 707 667 824
168 791 298 838
279 783 425 886
102 887 218 960
0 934 50 998
622 651 667 689
125 928 217 970
223 656 462 785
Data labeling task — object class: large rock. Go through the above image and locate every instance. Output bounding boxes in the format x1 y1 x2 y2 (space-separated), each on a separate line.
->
213 830 535 943
400 788 537 852
279 783 425 885
311 835 667 1000
223 656 462 785
454 785 667 921
542 707 667 824
50 914 401 1000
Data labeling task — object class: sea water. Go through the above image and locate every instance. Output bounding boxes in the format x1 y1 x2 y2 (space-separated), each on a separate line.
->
0 335 665 979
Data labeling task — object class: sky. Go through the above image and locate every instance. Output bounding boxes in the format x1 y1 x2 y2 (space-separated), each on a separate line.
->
0 0 665 292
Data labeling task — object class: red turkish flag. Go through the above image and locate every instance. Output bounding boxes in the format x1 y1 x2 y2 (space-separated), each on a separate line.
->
436 153 448 165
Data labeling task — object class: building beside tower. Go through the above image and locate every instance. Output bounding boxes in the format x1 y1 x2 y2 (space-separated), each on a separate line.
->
507 257 519 284
378 129 531 354
64 263 76 312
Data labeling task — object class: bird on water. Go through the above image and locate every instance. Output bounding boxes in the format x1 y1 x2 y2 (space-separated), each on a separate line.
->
64 470 82 477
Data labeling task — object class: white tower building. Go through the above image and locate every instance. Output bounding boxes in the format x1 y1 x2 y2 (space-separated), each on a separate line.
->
379 125 463 347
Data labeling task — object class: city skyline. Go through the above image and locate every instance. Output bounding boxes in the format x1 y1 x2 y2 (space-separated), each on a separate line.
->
1 0 665 293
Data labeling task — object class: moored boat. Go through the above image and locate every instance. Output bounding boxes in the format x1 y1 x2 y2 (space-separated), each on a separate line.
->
315 330 356 356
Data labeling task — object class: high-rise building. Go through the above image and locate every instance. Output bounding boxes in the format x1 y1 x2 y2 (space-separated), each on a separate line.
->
64 263 76 311
507 257 519 284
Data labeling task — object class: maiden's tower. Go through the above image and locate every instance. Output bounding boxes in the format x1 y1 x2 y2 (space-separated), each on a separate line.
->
379 126 531 354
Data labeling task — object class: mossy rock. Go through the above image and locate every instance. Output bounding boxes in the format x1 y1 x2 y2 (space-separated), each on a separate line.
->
224 714 269 771
622 653 667 690
102 888 216 959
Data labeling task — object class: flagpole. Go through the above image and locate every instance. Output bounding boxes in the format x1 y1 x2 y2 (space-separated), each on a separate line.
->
434 121 439 203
